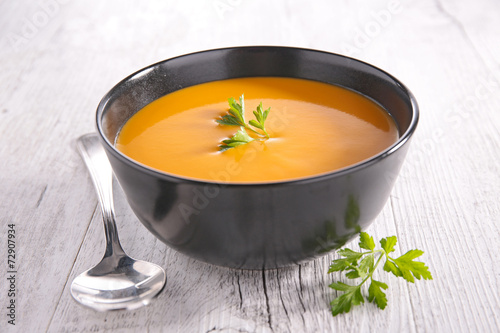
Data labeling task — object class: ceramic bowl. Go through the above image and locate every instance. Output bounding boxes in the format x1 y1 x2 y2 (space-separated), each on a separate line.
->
96 46 419 269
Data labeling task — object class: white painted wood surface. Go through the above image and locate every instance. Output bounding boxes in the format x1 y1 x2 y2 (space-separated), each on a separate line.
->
1 0 499 332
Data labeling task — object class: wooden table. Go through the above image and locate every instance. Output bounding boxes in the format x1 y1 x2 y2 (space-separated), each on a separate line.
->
1 0 499 332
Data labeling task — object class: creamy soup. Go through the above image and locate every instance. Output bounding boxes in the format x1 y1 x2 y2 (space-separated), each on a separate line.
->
116 77 398 182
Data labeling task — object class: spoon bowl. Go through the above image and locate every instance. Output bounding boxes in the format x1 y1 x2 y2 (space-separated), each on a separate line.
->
71 255 166 311
70 134 166 311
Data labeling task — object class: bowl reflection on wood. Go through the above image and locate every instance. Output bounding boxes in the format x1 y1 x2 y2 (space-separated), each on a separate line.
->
96 46 419 269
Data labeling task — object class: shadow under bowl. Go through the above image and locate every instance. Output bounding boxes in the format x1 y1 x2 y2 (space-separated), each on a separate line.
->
96 46 419 269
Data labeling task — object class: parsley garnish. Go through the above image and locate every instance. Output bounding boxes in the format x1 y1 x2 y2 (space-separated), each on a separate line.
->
217 94 271 151
329 232 432 316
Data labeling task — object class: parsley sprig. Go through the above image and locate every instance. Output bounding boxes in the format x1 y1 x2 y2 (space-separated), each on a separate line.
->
217 95 271 151
329 232 432 316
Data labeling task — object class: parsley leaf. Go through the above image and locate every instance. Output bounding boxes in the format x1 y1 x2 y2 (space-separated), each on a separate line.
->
217 96 247 127
389 249 433 283
329 283 364 316
248 102 270 138
359 232 375 251
383 259 402 277
368 279 388 310
217 95 272 151
328 258 354 273
329 232 432 316
357 254 375 277
219 128 255 152
380 236 397 253
337 248 364 262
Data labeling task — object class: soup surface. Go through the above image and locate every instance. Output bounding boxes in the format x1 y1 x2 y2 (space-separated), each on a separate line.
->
116 77 398 182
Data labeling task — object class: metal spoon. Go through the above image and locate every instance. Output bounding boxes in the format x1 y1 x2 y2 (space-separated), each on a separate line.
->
70 133 166 311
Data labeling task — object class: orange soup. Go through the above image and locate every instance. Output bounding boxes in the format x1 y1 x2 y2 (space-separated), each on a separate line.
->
116 77 398 182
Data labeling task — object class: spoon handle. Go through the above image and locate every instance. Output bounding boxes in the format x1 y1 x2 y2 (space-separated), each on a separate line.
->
77 134 125 257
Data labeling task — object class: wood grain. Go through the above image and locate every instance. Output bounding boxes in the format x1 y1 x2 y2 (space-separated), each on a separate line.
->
0 0 498 332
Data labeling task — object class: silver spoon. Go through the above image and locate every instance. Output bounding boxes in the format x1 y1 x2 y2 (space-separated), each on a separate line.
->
70 133 166 311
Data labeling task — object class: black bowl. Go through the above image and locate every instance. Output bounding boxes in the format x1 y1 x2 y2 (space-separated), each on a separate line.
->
96 46 418 269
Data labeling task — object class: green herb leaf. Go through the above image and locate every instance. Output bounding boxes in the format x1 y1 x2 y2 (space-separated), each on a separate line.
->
383 259 402 277
328 258 353 273
330 283 364 316
329 281 356 292
390 249 433 283
337 248 363 261
380 236 397 253
359 232 375 251
217 115 243 127
217 95 272 151
368 279 388 309
218 128 254 152
328 232 431 316
358 254 375 276
345 254 374 279
248 102 270 138
345 269 361 280
228 96 246 124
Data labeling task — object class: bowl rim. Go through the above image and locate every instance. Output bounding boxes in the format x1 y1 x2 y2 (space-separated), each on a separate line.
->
96 45 419 187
